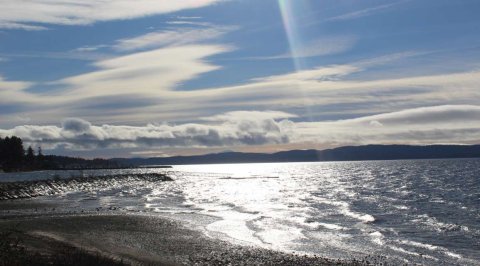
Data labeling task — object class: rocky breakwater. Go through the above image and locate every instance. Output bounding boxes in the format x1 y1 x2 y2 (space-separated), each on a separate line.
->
0 173 173 200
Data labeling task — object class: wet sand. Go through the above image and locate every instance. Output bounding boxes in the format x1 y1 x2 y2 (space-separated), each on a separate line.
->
0 212 381 265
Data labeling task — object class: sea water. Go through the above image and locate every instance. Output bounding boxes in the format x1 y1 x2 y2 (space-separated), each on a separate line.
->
1 159 479 265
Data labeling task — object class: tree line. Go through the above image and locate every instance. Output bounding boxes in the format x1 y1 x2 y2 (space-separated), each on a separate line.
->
0 136 45 172
0 136 126 172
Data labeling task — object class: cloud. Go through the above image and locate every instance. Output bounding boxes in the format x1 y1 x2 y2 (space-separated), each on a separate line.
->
14 116 32 123
114 25 236 52
1 106 479 154
166 21 213 27
176 16 203 20
0 76 35 104
0 112 292 150
325 1 408 22
257 36 357 60
0 51 110 61
73 45 109 52
0 76 32 91
0 22 47 31
294 105 480 145
62 118 92 133
353 51 429 68
253 65 360 82
203 111 297 121
3 48 480 128
344 105 480 126
55 44 231 99
0 0 222 30
0 19 235 123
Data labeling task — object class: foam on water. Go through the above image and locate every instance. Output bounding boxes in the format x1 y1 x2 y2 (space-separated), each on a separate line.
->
1 159 479 265
168 160 480 265
316 222 347 231
206 211 265 246
369 231 384 246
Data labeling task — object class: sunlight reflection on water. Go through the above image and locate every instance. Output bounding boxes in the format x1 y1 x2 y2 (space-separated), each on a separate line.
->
1 159 479 265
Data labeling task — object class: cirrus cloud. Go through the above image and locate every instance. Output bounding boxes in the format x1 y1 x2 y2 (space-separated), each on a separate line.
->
114 25 236 52
56 44 232 98
0 0 223 30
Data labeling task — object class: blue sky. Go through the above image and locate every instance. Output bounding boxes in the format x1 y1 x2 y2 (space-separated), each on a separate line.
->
1 0 480 157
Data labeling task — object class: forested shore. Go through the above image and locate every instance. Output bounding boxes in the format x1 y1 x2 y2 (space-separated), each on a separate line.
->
0 136 123 173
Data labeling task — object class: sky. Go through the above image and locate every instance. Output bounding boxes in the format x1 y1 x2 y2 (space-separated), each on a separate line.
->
0 0 480 158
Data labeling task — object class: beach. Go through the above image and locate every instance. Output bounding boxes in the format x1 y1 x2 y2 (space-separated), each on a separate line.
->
1 161 478 265
0 175 374 265
2 0 480 264
0 210 374 265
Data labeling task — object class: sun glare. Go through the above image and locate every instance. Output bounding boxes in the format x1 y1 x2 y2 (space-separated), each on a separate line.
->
278 0 310 71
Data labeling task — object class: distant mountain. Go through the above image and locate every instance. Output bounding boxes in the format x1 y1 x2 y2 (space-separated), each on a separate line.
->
113 144 480 166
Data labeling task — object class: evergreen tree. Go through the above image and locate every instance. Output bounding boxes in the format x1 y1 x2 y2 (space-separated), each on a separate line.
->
26 146 35 167
36 146 45 168
0 137 5 165
37 146 43 157
1 136 25 171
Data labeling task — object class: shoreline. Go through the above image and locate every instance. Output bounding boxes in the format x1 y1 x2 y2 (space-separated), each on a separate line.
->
0 173 172 200
0 211 381 265
2 165 470 265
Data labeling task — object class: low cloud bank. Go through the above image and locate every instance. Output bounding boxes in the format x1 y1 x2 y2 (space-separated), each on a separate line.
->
296 105 480 145
1 106 479 152
0 111 292 150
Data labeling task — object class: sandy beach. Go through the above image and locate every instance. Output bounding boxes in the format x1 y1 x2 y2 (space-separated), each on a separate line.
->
0 209 382 266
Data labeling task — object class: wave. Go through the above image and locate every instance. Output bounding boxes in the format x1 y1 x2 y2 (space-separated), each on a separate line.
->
340 207 376 223
395 239 464 261
413 214 470 233
369 231 384 245
219 176 279 180
0 173 173 200
317 222 348 231
398 239 440 251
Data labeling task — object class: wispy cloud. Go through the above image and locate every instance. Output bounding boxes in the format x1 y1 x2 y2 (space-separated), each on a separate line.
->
251 36 356 60
325 1 409 22
53 65 480 126
73 45 110 52
203 111 297 121
0 76 34 104
57 45 232 99
0 22 47 31
114 25 236 52
295 105 480 145
166 21 213 27
0 0 222 30
0 51 110 61
353 51 431 68
0 77 41 124
2 48 480 129
176 16 203 20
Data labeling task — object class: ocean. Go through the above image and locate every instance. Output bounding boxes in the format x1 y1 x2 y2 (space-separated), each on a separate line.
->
1 158 479 265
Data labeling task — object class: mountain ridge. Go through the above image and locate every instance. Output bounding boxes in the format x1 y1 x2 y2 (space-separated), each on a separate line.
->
112 144 480 166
